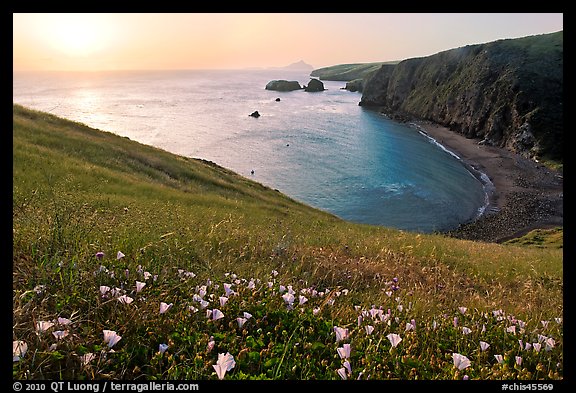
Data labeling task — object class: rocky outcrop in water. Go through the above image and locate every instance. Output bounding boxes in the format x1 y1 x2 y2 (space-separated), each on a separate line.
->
265 80 302 91
305 78 325 92
360 31 563 161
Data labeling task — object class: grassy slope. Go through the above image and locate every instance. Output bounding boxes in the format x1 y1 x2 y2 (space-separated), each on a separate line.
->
13 105 563 379
310 62 397 81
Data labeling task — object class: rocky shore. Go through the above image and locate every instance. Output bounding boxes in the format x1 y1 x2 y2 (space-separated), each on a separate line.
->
412 120 563 243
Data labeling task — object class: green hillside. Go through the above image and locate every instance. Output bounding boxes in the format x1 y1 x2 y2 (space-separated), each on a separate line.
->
310 62 397 81
13 105 562 380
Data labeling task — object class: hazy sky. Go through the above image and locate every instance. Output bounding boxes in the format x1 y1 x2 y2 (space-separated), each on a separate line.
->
13 13 563 72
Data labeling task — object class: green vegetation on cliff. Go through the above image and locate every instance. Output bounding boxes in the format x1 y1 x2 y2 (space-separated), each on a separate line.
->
360 31 563 162
13 105 562 380
310 62 397 81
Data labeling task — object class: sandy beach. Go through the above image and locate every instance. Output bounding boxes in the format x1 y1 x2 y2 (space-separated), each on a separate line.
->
410 120 563 243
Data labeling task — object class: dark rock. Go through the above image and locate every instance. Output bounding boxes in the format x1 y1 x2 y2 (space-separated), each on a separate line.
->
249 111 260 118
275 98 281 102
305 78 325 92
265 80 302 91
345 78 363 92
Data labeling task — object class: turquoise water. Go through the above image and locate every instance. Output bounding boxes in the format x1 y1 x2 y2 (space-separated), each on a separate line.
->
13 69 487 233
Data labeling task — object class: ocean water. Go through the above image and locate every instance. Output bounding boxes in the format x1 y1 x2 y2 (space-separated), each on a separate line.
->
13 69 487 233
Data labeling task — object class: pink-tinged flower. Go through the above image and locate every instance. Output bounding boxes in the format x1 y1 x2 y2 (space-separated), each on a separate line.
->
282 292 295 307
199 300 209 309
207 337 215 352
537 334 547 343
337 343 351 359
452 353 471 370
247 280 255 290
385 290 393 297
405 322 415 332
99 285 111 296
213 352 235 380
299 295 308 305
365 325 375 335
533 343 542 353
432 321 438 330
79 352 96 366
337 367 347 380
219 296 228 307
237 317 247 328
243 312 252 320
135 281 146 293
494 354 504 364
117 295 134 305
453 317 459 327
458 307 467 314
52 330 69 340
36 320 55 333
95 251 104 259
397 304 403 312
480 341 490 352
545 338 556 351
103 330 122 348
313 307 320 315
223 283 233 296
13 341 27 362
334 326 349 342
189 306 199 313
555 317 562 324
506 325 516 335
143 272 152 280
386 333 402 348
517 320 526 330
515 356 522 366
462 327 472 335
159 344 169 354
116 251 125 260
279 285 286 293
343 360 352 375
541 320 549 329
56 317 72 325
271 270 279 277
525 343 532 351
463 375 469 380
159 302 173 314
212 309 225 321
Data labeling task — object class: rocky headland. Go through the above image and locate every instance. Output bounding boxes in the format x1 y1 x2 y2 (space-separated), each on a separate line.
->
354 31 563 242
359 31 563 163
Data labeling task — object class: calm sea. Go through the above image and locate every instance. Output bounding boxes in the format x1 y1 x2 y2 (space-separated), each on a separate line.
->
13 69 487 233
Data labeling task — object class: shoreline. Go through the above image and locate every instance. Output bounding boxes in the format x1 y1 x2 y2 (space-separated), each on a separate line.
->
409 120 563 243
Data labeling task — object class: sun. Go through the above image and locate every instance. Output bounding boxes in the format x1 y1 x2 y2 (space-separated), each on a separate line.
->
45 14 111 57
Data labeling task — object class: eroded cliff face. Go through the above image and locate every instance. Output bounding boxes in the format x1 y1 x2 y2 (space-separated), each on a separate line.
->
360 32 563 161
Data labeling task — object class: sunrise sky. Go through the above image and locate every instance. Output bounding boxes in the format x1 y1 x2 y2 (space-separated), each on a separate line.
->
13 13 563 72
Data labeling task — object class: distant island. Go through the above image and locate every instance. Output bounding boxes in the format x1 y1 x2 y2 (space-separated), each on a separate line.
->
267 60 314 71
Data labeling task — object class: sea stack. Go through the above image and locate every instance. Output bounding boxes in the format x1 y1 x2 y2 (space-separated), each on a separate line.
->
305 78 325 92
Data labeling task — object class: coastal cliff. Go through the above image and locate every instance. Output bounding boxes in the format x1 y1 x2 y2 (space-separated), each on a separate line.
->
359 31 563 161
